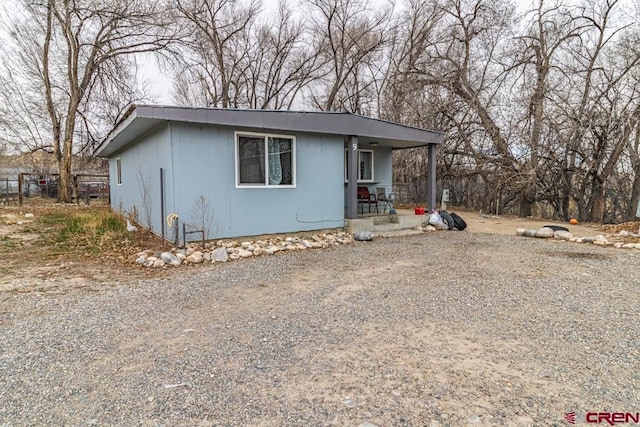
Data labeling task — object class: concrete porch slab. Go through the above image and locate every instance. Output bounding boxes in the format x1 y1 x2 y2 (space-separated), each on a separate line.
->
345 209 428 235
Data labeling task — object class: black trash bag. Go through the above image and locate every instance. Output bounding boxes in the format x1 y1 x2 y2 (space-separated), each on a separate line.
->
450 212 467 231
543 225 569 232
439 210 456 230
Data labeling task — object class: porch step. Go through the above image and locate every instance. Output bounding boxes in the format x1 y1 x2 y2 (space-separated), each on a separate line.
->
345 213 427 235
372 222 408 232
372 214 400 225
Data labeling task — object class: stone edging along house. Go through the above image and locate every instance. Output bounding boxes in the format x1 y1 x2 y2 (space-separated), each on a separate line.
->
94 105 443 240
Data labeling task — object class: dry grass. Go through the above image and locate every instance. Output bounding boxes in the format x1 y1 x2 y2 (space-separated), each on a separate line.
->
601 220 640 234
0 204 166 286
13 205 160 256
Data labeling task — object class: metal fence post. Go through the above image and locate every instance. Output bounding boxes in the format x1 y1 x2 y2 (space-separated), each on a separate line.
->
18 174 23 206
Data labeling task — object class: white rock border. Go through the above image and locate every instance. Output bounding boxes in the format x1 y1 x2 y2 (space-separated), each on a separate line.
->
516 227 640 249
133 231 355 268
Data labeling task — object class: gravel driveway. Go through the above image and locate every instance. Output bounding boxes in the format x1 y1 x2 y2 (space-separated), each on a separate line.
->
1 231 639 426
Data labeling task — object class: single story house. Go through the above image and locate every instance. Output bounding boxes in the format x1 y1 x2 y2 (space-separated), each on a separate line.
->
94 105 443 240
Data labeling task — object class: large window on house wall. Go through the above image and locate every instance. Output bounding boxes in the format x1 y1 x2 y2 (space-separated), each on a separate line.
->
345 149 374 182
236 132 295 187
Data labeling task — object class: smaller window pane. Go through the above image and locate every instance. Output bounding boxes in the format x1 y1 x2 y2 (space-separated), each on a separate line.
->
268 137 293 185
360 151 373 181
345 150 349 181
238 136 265 184
116 158 122 185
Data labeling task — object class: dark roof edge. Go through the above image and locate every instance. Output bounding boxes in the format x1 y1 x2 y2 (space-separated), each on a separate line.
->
133 104 445 135
95 105 444 157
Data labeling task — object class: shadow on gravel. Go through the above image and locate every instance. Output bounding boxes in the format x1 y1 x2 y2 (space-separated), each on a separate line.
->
539 250 611 260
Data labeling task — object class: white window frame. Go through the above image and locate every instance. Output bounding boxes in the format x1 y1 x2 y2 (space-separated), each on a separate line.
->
344 149 375 183
116 158 122 185
235 131 296 188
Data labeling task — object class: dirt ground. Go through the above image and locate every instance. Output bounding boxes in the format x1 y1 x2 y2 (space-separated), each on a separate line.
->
1 205 638 292
0 205 163 292
458 211 608 237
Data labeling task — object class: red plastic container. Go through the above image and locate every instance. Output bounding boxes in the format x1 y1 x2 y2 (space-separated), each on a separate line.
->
414 207 425 215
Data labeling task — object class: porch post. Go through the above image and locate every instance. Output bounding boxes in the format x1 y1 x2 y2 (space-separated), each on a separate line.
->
346 135 358 219
426 143 437 213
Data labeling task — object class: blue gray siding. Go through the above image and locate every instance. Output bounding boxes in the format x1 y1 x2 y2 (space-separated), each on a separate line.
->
109 124 172 236
373 147 393 194
168 123 345 239
109 122 396 240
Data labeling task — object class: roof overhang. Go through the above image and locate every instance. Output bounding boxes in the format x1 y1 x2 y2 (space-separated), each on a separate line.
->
94 105 444 157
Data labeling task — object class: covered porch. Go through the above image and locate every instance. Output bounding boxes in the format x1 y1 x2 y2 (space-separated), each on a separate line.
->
342 124 442 235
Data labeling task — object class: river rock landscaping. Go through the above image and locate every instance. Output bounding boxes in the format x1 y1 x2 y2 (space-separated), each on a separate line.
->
133 231 355 268
516 226 640 249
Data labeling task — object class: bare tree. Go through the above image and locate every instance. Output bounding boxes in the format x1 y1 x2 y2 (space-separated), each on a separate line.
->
387 0 522 211
174 0 260 107
628 112 640 219
505 0 587 217
533 0 640 221
386 0 640 221
0 0 176 202
381 0 444 124
243 2 322 109
189 194 216 240
305 0 391 113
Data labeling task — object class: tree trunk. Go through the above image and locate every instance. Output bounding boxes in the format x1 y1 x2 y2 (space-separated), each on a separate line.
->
560 165 574 220
630 171 640 221
58 137 73 203
626 113 640 220
519 192 534 217
561 190 570 221
588 183 605 223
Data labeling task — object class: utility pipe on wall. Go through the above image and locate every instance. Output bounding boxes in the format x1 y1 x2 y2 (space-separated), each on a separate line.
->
160 168 165 247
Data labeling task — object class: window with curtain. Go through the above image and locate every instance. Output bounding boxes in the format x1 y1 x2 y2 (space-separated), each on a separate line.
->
237 133 295 187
